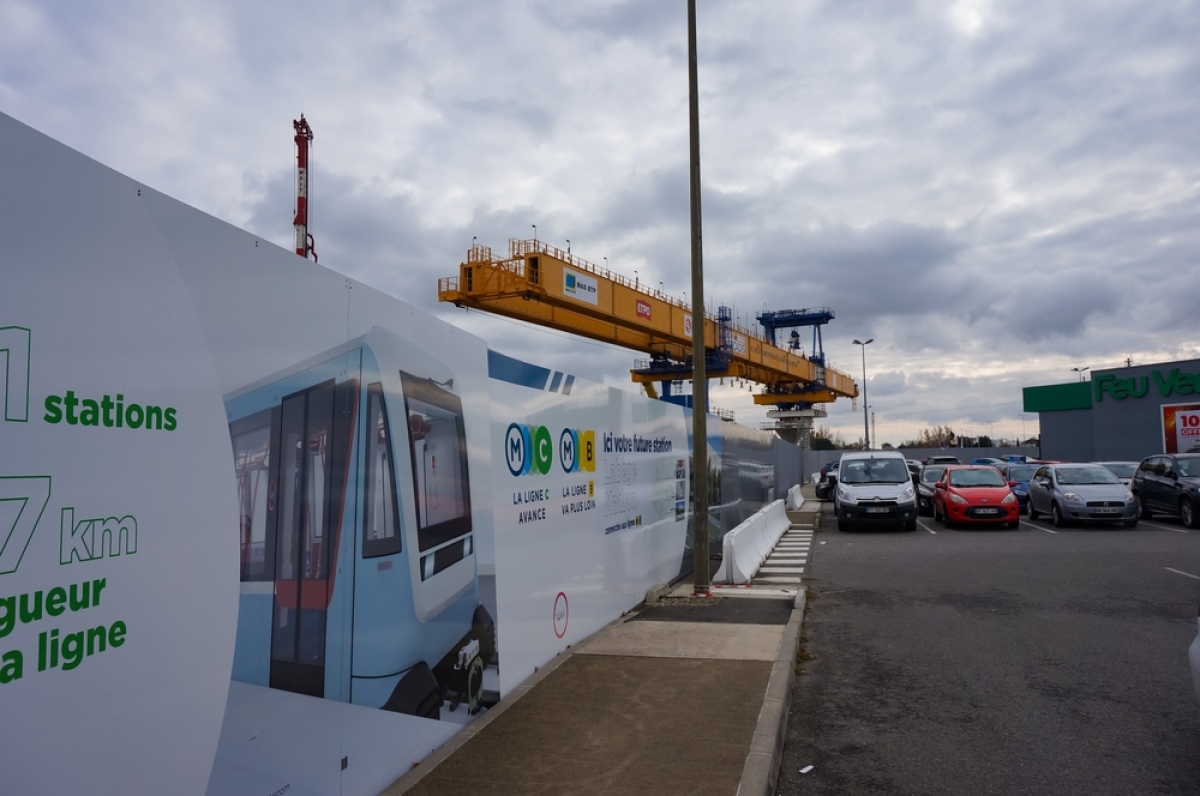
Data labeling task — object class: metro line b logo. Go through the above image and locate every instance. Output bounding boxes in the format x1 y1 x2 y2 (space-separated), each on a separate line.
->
505 423 554 476
559 428 596 474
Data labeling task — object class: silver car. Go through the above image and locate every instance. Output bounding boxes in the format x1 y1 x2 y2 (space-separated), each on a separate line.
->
1093 460 1138 487
1026 463 1139 528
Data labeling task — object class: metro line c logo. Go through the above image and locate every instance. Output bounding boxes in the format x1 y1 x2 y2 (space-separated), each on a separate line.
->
558 428 596 474
505 423 554 476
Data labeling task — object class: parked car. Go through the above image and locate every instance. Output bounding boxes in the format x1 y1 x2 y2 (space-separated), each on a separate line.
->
915 464 950 516
815 460 840 500
834 451 917 531
971 457 1005 468
932 465 1020 529
1191 603 1200 709
1001 462 1041 513
1093 461 1138 486
925 455 961 465
906 459 923 480
1027 463 1139 527
1131 454 1200 527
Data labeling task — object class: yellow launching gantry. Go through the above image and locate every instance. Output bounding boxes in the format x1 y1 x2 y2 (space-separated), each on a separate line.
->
437 239 858 410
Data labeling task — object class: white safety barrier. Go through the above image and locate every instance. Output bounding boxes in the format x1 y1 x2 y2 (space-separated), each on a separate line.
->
785 483 805 511
713 499 791 584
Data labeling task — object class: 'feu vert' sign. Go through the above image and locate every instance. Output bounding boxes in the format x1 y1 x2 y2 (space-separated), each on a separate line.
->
1095 368 1200 401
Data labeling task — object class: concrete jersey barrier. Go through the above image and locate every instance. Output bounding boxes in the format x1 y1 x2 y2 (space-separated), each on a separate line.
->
713 498 791 584
785 483 805 510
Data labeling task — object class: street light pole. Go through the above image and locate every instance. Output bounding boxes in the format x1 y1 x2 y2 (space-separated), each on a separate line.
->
1071 366 1090 382
687 0 710 598
853 338 873 450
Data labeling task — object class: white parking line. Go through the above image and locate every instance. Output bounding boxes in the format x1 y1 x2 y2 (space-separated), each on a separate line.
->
1021 520 1056 533
916 518 937 534
1165 567 1200 581
1140 520 1189 533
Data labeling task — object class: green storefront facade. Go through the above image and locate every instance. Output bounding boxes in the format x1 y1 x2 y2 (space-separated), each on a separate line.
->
1024 358 1200 462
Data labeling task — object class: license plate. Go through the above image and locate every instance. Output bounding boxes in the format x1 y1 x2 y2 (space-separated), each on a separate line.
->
975 508 999 515
865 507 889 514
1093 507 1119 514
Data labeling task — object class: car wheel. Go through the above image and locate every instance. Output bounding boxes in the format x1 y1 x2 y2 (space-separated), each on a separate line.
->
1028 501 1040 520
1051 502 1067 528
1122 518 1138 528
1181 497 1200 529
1138 495 1152 519
933 503 943 522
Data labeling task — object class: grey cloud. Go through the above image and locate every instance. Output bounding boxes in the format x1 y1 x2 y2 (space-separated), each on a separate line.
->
728 221 968 319
868 370 906 397
10 0 1200 446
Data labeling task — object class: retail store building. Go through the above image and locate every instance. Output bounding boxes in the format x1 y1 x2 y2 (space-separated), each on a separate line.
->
1024 358 1200 462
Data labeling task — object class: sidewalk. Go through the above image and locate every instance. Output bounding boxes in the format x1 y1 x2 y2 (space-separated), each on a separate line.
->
381 485 820 796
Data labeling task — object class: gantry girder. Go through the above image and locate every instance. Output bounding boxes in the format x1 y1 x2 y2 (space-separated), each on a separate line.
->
437 239 858 405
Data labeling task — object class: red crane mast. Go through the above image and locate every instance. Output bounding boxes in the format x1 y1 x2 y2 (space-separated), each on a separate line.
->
293 115 317 261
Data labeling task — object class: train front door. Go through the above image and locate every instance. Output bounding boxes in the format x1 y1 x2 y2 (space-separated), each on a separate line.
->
270 382 339 697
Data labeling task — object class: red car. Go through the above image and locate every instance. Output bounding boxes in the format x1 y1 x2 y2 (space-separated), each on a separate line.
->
933 465 1021 529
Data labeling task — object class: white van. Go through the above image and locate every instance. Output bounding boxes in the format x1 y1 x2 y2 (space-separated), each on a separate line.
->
834 451 918 531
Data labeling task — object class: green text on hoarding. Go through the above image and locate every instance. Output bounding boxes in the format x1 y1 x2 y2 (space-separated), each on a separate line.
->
44 391 177 431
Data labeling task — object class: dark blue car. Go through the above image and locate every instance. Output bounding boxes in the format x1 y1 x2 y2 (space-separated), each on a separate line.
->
1002 463 1040 512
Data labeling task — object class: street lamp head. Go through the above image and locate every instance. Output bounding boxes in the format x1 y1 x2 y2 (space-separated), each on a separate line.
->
853 338 874 346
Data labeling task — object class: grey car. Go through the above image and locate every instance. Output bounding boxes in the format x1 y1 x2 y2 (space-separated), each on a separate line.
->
1027 463 1139 527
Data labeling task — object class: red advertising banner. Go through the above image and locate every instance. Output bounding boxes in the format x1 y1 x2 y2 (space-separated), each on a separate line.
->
1161 402 1200 453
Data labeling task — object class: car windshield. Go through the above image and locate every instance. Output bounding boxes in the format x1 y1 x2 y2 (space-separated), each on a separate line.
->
840 458 910 484
1055 466 1119 485
1006 465 1038 481
1098 462 1136 478
948 468 1006 487
1177 456 1200 477
920 465 948 484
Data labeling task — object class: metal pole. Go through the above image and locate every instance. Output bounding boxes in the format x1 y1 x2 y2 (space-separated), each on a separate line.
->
861 346 869 449
853 338 872 450
687 0 710 597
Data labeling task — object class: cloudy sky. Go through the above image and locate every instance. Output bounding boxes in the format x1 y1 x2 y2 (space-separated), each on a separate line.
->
4 0 1198 446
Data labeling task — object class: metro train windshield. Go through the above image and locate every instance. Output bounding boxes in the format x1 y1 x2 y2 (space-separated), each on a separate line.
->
400 370 472 552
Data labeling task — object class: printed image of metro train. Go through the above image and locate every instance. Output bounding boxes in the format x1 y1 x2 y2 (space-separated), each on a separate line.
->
224 328 495 719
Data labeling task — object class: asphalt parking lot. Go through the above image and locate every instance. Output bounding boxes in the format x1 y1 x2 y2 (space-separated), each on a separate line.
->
914 511 1198 536
776 500 1200 796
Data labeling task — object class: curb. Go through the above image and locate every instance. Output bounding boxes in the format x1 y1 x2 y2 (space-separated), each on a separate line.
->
737 495 817 796
735 587 805 796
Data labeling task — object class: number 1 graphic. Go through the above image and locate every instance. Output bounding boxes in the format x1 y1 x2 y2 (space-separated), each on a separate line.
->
0 326 31 423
